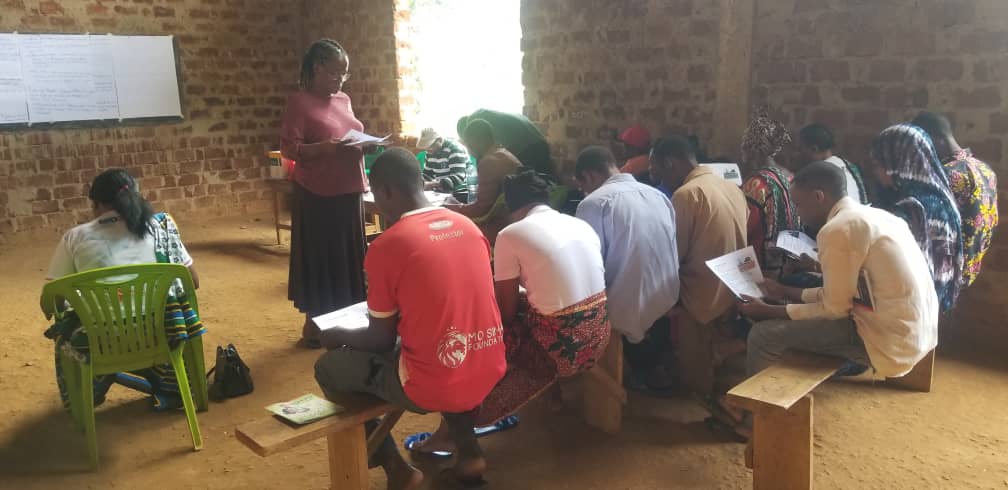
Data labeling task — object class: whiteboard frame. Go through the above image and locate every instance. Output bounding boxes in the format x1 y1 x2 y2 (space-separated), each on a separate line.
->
0 32 185 131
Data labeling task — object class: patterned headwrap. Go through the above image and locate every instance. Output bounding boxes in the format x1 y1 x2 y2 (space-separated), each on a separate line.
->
871 124 964 313
741 107 792 159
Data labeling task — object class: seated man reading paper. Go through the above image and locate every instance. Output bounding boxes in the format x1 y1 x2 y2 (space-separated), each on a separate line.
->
313 148 506 489
723 161 939 439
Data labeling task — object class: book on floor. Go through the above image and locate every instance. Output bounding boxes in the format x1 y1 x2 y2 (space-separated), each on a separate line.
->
266 394 344 425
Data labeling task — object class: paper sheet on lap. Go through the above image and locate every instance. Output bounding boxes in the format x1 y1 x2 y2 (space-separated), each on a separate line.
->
363 191 450 207
774 230 819 262
313 301 369 331
705 246 764 300
341 129 390 146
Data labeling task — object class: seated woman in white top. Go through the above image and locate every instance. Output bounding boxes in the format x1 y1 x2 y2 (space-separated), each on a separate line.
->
477 169 611 423
44 169 205 411
409 170 612 456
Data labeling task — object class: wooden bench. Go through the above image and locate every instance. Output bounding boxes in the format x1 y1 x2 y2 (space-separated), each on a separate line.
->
583 337 627 434
236 393 403 490
725 349 935 490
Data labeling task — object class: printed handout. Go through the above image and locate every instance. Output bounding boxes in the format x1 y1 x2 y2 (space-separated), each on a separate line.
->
705 246 764 300
341 129 391 146
774 230 819 262
312 301 369 332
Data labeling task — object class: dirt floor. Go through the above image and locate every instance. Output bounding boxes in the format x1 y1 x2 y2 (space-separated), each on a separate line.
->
1 214 1006 490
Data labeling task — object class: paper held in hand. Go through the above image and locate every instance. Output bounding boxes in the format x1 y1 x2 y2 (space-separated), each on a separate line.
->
341 129 390 146
705 246 765 300
774 230 819 262
312 301 370 332
266 393 344 425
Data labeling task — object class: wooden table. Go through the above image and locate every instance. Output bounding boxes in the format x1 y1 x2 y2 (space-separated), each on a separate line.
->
265 179 293 245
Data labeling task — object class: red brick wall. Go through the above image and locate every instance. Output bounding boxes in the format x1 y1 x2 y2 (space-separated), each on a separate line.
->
752 0 1007 174
520 0 723 174
0 0 300 237
751 0 1008 330
301 0 402 138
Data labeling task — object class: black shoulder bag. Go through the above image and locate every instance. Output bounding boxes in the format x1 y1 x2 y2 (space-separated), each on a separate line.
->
207 344 254 400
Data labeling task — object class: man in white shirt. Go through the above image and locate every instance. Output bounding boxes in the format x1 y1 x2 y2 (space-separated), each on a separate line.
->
797 123 868 204
738 161 938 378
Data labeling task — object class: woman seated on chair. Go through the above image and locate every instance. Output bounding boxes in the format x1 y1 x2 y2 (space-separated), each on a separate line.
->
43 168 205 411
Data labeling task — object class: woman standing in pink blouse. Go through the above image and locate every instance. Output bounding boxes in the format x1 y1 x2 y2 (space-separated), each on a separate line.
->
281 39 368 347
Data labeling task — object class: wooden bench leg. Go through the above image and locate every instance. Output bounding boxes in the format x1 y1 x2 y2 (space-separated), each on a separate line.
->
272 190 282 245
751 395 813 490
886 349 934 393
327 425 369 490
366 409 405 458
584 337 624 434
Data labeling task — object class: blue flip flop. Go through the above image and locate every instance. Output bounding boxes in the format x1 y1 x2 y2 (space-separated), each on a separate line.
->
404 415 520 457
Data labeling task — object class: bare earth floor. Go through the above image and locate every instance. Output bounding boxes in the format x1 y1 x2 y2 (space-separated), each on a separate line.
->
1 215 1006 490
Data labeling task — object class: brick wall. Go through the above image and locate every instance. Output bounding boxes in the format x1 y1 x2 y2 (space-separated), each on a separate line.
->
521 0 1005 332
752 0 1007 174
301 0 403 138
751 0 1008 333
0 0 300 238
520 0 722 174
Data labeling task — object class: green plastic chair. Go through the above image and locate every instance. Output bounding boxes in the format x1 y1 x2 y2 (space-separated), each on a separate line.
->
363 146 386 175
41 264 204 468
416 150 427 170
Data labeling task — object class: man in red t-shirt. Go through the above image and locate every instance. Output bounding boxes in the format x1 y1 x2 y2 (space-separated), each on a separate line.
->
314 147 506 489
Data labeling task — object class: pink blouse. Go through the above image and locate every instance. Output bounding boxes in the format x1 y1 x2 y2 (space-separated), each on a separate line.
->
280 91 367 196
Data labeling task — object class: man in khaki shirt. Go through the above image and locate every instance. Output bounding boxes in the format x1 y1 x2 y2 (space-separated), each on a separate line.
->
739 161 938 378
649 136 749 396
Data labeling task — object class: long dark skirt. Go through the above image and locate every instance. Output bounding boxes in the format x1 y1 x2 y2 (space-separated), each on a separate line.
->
288 184 367 316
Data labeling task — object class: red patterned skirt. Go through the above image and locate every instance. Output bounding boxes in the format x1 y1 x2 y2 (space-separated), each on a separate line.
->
474 291 610 425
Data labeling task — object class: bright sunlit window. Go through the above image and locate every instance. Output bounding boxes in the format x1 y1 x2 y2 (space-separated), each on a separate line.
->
405 0 524 140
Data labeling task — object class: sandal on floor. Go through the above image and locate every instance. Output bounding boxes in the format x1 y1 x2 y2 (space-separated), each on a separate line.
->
404 432 452 457
833 360 870 377
696 395 750 443
404 415 521 456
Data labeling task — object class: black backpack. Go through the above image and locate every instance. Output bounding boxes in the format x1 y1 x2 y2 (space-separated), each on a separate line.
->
207 344 254 400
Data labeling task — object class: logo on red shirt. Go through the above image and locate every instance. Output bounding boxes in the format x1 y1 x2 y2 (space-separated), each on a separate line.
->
436 327 469 369
429 219 454 230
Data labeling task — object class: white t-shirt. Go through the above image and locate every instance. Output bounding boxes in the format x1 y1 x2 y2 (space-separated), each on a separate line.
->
825 155 865 204
493 205 606 314
47 211 193 280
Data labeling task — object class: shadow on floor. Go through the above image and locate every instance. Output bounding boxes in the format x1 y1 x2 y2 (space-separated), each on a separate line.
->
186 240 290 263
0 396 185 476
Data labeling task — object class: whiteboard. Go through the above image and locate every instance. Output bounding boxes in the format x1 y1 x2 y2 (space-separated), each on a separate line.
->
0 33 182 125
111 35 182 119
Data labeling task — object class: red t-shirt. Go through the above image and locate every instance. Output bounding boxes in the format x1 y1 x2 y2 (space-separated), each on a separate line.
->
365 207 506 413
280 91 367 196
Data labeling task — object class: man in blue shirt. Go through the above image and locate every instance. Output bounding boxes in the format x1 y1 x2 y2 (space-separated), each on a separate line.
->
575 146 681 390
